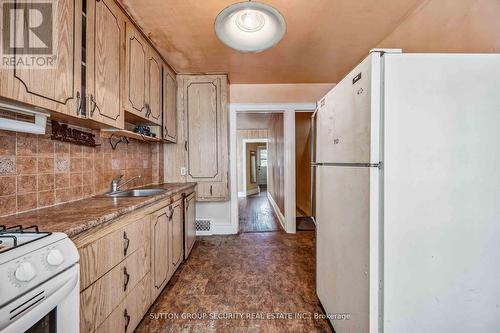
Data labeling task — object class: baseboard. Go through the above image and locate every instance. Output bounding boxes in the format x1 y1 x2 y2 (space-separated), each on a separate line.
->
267 192 285 230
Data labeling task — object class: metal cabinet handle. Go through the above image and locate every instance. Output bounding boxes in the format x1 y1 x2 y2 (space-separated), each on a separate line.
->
89 94 97 117
209 185 213 196
184 141 188 151
124 309 130 332
76 91 82 115
123 232 130 256
123 267 130 291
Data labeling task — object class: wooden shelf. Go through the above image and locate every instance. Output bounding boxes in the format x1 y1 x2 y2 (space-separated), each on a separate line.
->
100 129 161 142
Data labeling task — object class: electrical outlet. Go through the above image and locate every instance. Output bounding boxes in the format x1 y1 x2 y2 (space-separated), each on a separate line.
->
180 167 186 176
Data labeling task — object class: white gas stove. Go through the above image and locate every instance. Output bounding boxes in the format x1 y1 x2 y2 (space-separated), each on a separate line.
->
0 225 80 333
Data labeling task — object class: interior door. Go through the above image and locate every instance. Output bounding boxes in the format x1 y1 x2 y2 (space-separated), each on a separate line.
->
87 0 124 128
0 0 82 116
125 24 147 117
316 165 370 332
151 208 169 299
184 192 196 259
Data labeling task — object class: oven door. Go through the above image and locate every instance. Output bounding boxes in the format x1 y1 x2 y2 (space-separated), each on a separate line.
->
1 264 79 333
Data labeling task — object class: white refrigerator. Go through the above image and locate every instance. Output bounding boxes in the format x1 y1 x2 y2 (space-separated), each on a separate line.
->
314 50 500 333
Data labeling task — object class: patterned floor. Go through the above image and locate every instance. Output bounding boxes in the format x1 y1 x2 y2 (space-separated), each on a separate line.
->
135 231 332 332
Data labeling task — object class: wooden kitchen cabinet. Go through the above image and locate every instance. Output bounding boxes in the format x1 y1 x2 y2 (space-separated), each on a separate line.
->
147 50 162 125
170 199 184 270
184 191 196 259
124 22 163 125
76 187 195 333
162 67 177 142
85 0 125 128
124 23 148 119
0 0 82 116
150 206 170 300
182 74 229 201
80 243 150 332
150 198 184 300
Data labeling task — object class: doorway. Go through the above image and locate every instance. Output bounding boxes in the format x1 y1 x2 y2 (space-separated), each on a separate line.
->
236 112 283 233
295 111 315 231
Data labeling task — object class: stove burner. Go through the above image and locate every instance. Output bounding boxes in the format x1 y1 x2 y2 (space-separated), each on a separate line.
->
0 225 51 254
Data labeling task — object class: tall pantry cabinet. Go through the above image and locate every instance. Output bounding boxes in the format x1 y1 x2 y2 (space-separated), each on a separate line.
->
166 75 229 201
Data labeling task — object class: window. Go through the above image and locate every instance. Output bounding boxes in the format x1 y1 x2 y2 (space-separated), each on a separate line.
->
259 148 267 167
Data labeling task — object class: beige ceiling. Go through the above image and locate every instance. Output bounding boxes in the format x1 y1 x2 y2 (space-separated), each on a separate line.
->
118 0 425 83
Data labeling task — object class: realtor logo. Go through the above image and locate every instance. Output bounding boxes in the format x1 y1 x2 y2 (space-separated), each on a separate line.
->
1 0 56 68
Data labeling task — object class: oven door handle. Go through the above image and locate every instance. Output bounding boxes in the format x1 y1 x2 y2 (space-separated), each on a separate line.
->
1 265 80 333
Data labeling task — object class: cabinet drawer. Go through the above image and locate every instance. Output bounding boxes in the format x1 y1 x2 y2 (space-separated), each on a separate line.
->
80 243 150 333
79 215 150 290
95 273 151 333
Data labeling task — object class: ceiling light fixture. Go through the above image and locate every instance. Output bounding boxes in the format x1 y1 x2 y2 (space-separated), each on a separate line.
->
214 1 286 53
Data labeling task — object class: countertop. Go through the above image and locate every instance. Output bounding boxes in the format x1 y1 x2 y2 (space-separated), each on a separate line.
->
0 183 196 238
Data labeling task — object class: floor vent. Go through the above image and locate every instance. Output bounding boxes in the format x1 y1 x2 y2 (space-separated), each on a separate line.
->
195 218 212 235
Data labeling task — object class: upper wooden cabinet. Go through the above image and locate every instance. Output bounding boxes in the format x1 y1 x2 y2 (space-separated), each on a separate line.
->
162 67 177 142
86 0 125 128
0 0 177 132
124 23 148 119
0 0 82 116
147 51 162 125
124 23 163 126
181 75 229 201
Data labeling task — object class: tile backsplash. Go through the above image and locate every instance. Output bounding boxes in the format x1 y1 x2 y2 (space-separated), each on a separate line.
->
0 122 164 217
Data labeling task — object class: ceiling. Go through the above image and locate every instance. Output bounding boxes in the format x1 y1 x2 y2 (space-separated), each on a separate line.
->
118 0 425 83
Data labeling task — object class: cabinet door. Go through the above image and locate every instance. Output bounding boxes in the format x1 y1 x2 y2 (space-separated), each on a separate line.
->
170 200 183 269
124 23 147 117
150 207 170 300
162 68 177 142
0 0 81 116
183 75 229 201
147 50 162 125
185 77 221 181
184 192 196 259
86 0 125 128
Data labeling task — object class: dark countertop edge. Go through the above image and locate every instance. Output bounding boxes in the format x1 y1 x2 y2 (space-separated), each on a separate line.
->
0 183 196 239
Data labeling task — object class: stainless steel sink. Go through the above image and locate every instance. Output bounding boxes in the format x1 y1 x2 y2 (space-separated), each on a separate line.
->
105 188 167 197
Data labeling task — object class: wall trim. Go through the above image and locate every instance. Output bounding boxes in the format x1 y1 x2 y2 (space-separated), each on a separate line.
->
229 102 316 234
267 192 285 230
241 138 268 195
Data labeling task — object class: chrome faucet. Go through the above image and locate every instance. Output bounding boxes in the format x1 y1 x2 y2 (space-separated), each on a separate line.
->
110 175 142 193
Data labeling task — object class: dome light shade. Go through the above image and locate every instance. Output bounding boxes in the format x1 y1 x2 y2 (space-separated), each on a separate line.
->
215 1 286 53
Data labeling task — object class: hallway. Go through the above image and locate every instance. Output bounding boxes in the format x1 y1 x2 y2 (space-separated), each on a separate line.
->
238 189 281 233
136 231 332 332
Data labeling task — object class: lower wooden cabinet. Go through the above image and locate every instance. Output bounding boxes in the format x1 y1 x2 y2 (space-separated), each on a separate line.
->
150 198 184 301
184 192 196 259
76 188 195 333
95 273 151 333
80 242 150 332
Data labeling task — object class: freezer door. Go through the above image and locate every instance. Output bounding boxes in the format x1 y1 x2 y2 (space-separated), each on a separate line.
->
316 165 375 333
316 53 381 164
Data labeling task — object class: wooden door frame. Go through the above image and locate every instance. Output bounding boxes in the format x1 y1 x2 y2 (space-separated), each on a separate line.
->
229 103 316 234
241 139 268 196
